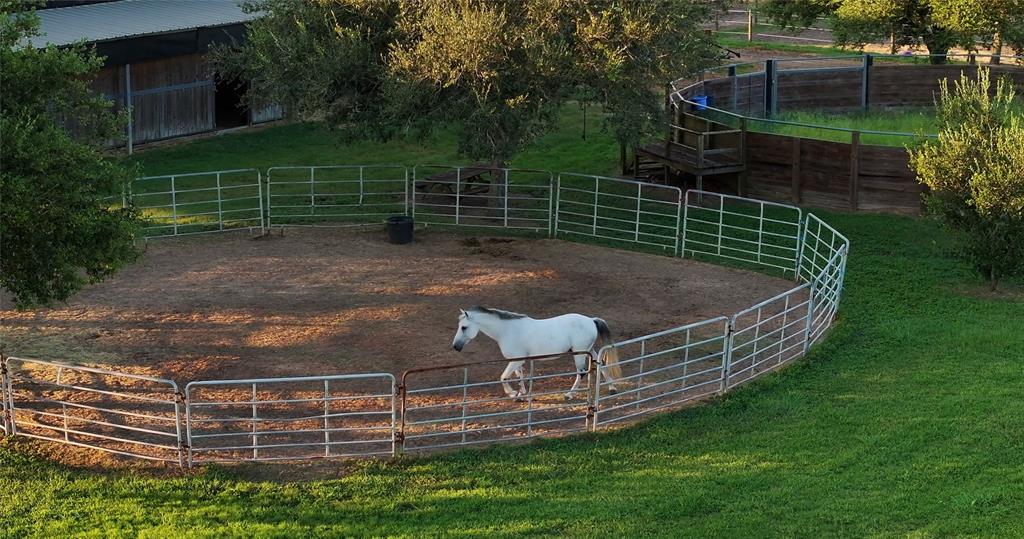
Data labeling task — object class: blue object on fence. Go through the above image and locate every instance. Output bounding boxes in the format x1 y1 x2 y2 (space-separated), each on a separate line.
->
692 95 708 111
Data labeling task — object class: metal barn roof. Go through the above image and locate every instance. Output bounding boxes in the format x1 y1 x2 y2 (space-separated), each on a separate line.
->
27 0 259 47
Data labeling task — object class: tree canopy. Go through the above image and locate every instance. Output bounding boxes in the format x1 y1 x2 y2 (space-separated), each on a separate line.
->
1 1 138 308
761 0 1024 62
212 0 719 165
907 68 1024 289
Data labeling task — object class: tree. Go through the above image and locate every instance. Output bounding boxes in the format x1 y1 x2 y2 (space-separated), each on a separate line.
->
930 0 1024 63
570 1 719 171
213 0 719 166
1 1 138 308
761 0 975 63
907 68 1024 290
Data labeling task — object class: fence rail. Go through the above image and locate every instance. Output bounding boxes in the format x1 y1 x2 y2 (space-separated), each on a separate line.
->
555 173 683 254
3 357 185 465
267 165 409 228
131 169 264 238
4 165 850 467
682 190 803 276
185 373 396 464
412 166 553 235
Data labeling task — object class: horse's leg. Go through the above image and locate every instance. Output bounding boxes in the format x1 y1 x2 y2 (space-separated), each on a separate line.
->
515 364 527 400
500 361 523 398
564 352 589 400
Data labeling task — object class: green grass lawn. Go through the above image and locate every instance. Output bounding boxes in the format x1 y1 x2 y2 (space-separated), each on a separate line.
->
127 102 621 179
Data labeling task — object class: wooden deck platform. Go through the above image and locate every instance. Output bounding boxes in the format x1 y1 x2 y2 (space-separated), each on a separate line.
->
636 142 745 177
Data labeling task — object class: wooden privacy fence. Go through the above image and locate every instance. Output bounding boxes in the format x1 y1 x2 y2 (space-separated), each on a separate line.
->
3 179 850 467
670 55 1024 214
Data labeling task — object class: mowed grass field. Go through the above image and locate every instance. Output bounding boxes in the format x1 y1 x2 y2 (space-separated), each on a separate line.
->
2 109 1023 537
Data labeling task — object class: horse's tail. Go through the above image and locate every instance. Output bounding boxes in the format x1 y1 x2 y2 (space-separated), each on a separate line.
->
592 318 623 382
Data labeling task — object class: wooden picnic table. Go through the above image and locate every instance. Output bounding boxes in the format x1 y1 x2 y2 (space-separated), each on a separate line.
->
414 163 502 196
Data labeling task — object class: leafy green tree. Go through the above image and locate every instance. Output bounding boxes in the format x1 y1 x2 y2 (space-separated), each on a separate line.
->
930 0 1024 63
214 0 718 167
570 0 719 171
907 68 1024 290
761 0 977 63
1 2 138 308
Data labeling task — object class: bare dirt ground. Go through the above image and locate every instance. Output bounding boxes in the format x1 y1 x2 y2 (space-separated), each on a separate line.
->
1 228 792 383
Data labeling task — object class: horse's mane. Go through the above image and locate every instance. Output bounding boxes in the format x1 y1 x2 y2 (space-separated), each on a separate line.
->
469 306 527 320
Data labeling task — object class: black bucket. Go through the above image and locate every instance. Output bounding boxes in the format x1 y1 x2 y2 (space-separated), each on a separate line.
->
386 215 414 244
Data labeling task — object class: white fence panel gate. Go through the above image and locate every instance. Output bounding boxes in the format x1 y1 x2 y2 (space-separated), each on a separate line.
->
681 190 803 276
412 165 553 234
399 353 592 452
594 317 730 427
267 165 409 227
131 169 264 237
185 374 396 464
555 173 682 254
4 357 185 464
727 285 813 388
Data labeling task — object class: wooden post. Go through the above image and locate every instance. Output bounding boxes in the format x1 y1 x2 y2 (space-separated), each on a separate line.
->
747 6 754 41
861 54 872 112
791 137 801 205
849 131 860 211
738 117 748 197
764 59 776 119
124 63 133 155
729 64 738 110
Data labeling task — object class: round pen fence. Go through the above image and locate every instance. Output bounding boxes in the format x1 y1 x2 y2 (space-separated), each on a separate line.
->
1 162 849 467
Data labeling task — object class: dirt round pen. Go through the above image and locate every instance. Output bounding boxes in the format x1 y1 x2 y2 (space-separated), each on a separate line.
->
0 165 848 468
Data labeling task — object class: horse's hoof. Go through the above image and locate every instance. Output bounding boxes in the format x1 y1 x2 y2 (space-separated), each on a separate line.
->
563 393 574 401
607 387 619 395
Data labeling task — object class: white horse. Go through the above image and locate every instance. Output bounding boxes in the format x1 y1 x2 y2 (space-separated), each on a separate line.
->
451 307 622 400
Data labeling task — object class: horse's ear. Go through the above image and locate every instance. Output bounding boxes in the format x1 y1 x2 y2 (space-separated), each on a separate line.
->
460 309 467 317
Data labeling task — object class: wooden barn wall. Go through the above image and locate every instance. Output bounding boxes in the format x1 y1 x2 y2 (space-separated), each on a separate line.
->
129 53 214 143
743 132 922 214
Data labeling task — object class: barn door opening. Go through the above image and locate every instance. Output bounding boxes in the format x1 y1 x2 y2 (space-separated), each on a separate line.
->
214 76 249 129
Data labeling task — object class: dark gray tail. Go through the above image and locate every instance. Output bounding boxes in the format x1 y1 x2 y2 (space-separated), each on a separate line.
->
592 318 622 382
593 318 613 342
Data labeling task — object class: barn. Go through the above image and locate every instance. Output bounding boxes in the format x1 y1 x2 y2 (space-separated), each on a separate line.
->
29 0 281 151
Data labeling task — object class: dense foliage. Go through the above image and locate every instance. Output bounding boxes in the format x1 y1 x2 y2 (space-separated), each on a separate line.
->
908 68 1024 289
211 0 719 164
0 2 138 308
760 0 1024 62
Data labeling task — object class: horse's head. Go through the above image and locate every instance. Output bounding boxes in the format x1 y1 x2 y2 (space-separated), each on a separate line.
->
452 309 480 352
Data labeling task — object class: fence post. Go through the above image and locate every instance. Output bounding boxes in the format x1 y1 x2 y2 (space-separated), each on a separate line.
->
308 167 315 216
174 389 187 469
679 190 689 257
720 319 735 392
216 172 224 231
802 280 817 355
552 175 561 238
258 170 267 233
503 169 510 229
170 176 178 235
673 190 683 257
764 59 776 118
590 350 602 431
0 354 10 435
794 212 807 282
592 177 599 236
861 53 872 111
455 167 461 226
849 132 860 211
324 379 331 457
729 64 738 110
184 385 194 468
547 172 555 238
